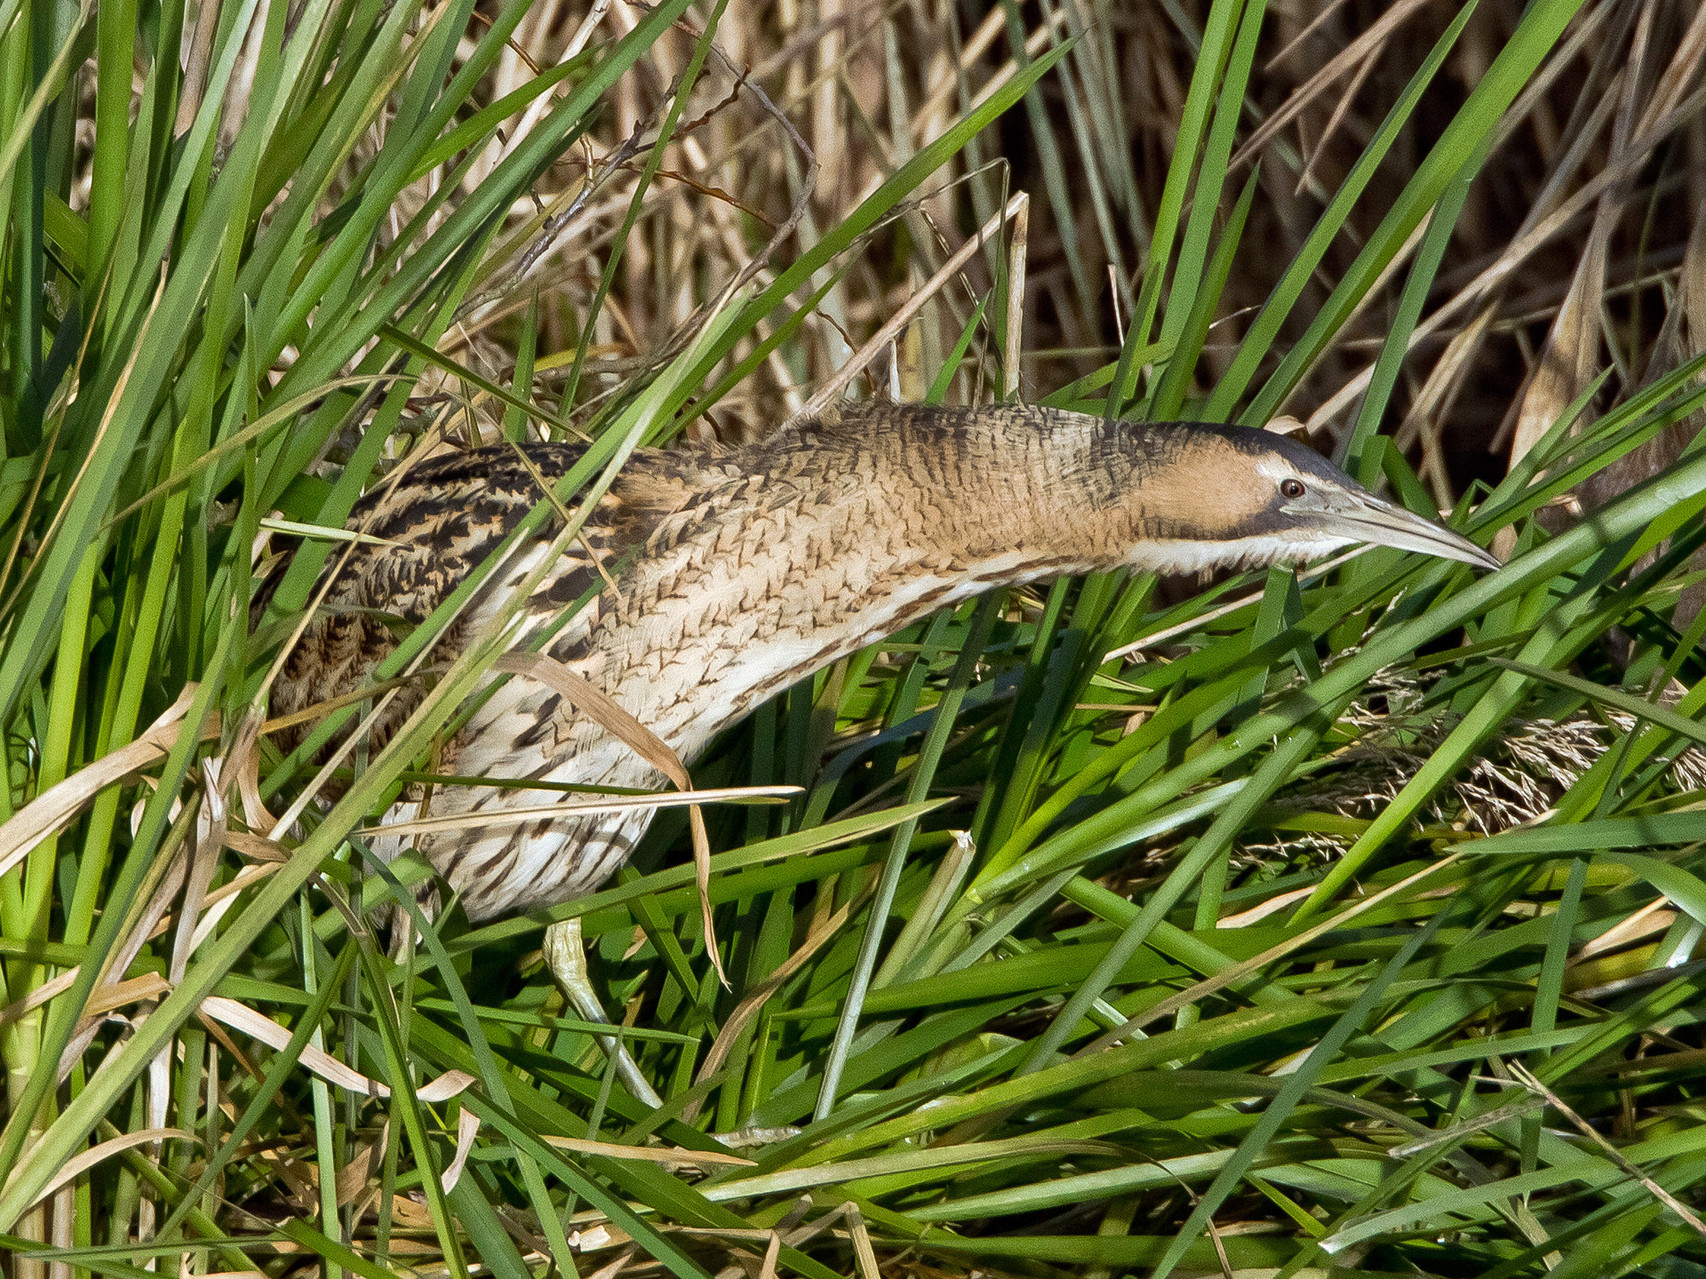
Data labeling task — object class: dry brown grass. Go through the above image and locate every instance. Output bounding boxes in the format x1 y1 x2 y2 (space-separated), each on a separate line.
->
430 0 1705 506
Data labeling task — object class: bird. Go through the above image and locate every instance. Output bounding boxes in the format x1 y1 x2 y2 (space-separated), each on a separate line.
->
271 402 1498 1098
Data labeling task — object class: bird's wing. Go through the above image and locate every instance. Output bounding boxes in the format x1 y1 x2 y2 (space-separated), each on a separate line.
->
268 440 729 756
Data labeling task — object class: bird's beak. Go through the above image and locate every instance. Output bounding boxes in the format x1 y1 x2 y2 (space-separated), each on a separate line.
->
1304 493 1502 570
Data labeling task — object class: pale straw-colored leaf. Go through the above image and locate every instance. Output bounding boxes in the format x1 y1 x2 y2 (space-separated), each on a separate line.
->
364 784 798 838
1004 193 1029 396
0 684 203 882
0 971 171 1030
844 1204 881 1279
170 755 227 984
19 1127 194 1216
440 1106 482 1193
1577 896 1676 960
255 517 402 547
199 996 477 1101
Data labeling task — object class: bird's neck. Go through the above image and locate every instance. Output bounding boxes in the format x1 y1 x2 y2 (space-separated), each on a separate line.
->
582 408 1140 760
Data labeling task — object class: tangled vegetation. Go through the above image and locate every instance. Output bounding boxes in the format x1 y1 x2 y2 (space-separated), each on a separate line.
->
1 0 1705 1275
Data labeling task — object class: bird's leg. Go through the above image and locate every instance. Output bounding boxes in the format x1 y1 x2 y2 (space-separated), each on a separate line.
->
542 917 663 1108
386 882 439 963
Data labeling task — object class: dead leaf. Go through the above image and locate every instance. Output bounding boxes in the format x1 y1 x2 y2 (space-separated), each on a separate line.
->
12 1127 194 1216
199 996 476 1102
0 685 210 882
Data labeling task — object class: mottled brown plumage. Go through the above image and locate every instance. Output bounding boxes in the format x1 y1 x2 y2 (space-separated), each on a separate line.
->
274 403 1495 921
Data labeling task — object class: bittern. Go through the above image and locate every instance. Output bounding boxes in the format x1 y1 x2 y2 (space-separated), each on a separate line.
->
274 403 1497 1099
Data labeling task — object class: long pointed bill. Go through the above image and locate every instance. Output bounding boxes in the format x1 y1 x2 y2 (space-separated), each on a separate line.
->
1321 496 1502 570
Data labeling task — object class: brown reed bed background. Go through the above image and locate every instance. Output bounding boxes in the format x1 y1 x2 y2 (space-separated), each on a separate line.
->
436 0 1705 501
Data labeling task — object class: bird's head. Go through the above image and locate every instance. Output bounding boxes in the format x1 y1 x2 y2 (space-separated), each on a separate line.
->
1102 421 1500 576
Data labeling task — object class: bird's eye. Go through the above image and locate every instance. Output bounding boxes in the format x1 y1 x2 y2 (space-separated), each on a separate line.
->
1279 478 1306 500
